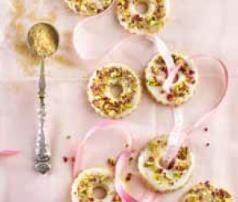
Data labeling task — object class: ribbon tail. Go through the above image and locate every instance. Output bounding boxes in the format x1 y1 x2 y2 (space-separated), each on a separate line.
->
115 151 138 202
116 151 161 202
0 150 21 157
163 108 184 164
164 55 229 165
187 55 229 132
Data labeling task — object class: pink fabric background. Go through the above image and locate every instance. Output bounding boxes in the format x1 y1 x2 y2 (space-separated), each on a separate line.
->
0 0 237 201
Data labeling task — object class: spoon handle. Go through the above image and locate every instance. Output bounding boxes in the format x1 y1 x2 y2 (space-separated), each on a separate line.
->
34 60 51 174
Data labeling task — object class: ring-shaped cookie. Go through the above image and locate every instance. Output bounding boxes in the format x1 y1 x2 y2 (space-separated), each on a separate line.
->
87 64 141 119
138 135 194 192
72 168 121 202
181 182 233 202
117 0 170 34
65 0 113 16
145 53 198 106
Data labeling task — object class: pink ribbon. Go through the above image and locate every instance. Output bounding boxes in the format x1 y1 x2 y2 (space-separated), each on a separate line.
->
164 54 229 164
73 61 228 200
0 150 20 157
115 151 138 202
73 0 175 68
73 121 160 202
115 151 160 202
72 4 229 201
147 35 178 92
73 0 129 61
72 120 143 201
73 120 134 177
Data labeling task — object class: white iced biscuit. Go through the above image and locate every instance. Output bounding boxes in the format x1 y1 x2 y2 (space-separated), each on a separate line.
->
72 168 121 202
181 182 233 202
65 0 113 16
87 64 141 119
117 0 170 34
145 53 198 106
138 135 194 192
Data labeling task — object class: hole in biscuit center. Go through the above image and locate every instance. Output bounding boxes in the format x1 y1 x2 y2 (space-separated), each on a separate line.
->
93 186 107 199
110 83 123 99
135 1 149 14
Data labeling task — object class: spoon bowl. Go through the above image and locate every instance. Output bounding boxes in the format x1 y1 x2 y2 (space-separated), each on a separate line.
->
27 22 59 58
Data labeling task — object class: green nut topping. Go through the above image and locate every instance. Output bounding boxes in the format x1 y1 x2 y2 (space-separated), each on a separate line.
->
145 53 198 107
117 0 168 34
138 135 194 192
88 65 141 119
65 0 113 16
181 182 233 202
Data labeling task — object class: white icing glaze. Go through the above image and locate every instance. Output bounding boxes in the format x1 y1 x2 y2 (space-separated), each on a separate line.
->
138 135 194 192
72 168 120 202
87 64 141 119
145 53 199 106
117 0 170 34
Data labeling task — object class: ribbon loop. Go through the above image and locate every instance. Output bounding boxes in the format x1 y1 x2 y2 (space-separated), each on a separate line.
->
73 120 134 177
115 151 160 202
187 55 229 133
164 55 229 163
73 0 128 61
163 108 184 165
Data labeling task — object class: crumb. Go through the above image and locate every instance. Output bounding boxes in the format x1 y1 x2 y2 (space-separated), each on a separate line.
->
63 156 68 163
204 127 208 132
129 157 133 162
206 143 210 147
125 173 132 181
66 135 71 139
205 181 210 186
167 159 176 170
107 158 116 167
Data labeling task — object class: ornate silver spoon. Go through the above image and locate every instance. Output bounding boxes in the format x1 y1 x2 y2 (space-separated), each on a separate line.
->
27 22 59 174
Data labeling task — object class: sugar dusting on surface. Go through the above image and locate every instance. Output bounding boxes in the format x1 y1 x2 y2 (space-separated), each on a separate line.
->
6 0 77 76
